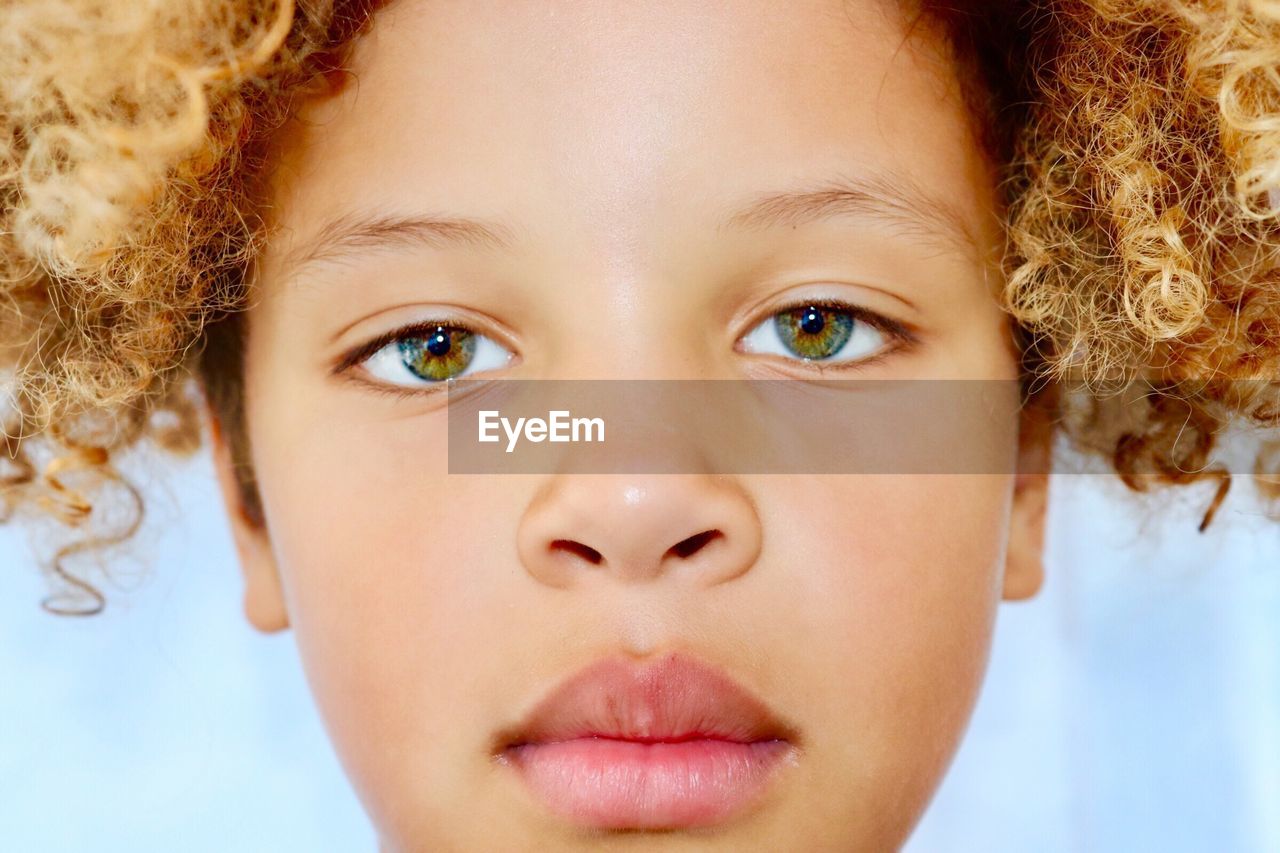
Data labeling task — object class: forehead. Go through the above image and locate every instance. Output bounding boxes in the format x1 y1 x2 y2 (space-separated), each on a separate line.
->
263 0 996 268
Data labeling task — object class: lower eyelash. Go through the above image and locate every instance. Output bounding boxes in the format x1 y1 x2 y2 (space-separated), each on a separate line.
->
334 362 456 400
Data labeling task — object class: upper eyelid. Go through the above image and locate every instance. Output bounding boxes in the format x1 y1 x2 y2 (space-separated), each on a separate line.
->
744 296 920 344
330 317 499 377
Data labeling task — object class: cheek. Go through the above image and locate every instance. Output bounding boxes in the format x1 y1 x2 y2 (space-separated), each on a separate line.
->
755 474 1010 833
250 409 526 829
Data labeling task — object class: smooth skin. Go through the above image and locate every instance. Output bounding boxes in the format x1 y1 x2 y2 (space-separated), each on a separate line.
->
206 0 1052 850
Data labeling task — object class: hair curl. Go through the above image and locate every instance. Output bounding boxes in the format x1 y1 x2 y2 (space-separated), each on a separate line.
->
2 0 1278 615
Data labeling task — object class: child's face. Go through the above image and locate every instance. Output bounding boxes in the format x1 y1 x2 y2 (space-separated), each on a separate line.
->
208 0 1051 849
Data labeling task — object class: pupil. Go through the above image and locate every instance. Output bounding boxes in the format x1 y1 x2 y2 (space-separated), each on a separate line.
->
773 304 854 360
426 328 451 356
800 307 825 335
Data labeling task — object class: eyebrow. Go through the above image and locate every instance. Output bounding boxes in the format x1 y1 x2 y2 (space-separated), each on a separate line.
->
717 171 981 259
282 170 981 278
281 210 517 278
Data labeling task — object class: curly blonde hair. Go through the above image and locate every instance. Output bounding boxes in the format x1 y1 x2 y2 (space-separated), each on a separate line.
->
2 0 1278 615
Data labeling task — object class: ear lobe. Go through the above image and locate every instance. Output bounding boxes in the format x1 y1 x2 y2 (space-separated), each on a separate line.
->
204 402 289 633
1003 402 1054 601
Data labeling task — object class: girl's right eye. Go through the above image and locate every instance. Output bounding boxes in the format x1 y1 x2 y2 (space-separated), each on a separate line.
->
345 322 515 390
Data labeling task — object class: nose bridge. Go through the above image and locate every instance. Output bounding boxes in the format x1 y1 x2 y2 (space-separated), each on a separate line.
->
532 211 714 381
516 473 762 588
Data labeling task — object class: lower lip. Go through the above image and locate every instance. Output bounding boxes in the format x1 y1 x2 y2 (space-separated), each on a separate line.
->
503 736 793 829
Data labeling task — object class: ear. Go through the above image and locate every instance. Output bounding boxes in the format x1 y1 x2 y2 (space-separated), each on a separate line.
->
1003 401 1053 601
204 403 290 633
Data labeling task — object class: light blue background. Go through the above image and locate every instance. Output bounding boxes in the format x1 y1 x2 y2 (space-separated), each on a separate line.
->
2 441 1277 851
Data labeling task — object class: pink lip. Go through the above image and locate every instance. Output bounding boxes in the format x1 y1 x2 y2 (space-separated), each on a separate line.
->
493 651 799 830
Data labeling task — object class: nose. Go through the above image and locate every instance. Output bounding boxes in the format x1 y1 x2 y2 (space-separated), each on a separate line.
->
516 474 762 587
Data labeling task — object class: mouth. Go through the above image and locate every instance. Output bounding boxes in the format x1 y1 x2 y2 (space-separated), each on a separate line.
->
492 650 800 830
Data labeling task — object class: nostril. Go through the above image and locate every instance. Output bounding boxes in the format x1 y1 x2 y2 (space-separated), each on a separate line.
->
666 529 723 559
549 539 604 564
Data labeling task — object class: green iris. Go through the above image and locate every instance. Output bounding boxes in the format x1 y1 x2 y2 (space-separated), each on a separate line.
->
774 305 855 359
397 325 477 381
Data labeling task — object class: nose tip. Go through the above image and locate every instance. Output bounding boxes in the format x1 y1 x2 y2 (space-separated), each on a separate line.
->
516 475 762 587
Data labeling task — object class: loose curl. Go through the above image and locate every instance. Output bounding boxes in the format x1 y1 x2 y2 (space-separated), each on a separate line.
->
1 0 1278 615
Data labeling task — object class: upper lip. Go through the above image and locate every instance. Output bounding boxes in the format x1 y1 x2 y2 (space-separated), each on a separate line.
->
495 651 798 749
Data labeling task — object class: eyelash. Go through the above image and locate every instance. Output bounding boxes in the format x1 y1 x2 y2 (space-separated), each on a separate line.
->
329 319 479 401
330 298 921 400
746 296 921 372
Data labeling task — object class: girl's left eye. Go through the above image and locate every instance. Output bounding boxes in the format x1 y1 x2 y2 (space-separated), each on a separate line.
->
344 322 515 390
738 301 910 365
